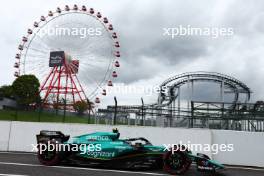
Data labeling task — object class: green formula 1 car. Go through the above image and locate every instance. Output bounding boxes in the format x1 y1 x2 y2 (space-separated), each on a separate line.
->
36 129 224 175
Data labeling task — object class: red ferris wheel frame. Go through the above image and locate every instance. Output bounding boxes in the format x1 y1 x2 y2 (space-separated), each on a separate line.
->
40 54 87 109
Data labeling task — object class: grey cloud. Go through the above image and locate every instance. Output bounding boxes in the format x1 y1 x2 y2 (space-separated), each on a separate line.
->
1 0 264 105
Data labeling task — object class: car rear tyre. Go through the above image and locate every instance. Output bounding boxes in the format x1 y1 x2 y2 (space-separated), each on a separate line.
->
163 146 192 175
37 140 61 166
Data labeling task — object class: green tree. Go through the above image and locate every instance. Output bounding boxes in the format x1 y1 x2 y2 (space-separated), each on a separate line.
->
0 85 14 98
73 100 90 115
12 75 40 107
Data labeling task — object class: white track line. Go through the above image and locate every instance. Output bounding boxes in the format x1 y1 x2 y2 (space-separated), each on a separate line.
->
225 166 264 172
0 174 28 176
0 162 167 175
0 152 36 155
190 163 264 171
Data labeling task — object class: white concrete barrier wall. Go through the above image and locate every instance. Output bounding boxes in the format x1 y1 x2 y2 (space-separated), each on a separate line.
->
212 130 264 167
0 121 263 167
0 121 11 151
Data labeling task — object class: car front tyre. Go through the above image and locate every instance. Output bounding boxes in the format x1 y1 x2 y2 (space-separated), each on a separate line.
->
163 147 191 175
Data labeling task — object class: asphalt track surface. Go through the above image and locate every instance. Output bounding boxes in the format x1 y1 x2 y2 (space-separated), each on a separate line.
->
0 152 264 176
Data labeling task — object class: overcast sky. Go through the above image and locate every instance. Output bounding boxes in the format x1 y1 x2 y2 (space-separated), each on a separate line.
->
1 0 264 107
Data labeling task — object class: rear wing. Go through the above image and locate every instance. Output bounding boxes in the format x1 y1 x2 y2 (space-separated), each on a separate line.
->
36 130 70 143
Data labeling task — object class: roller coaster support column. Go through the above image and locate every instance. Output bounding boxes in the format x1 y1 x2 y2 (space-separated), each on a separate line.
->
190 101 194 128
187 77 190 112
191 81 194 101
141 97 145 126
190 80 194 127
178 87 181 117
220 80 225 102
172 99 175 127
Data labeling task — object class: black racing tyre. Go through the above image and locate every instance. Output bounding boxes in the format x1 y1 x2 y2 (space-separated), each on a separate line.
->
163 145 192 175
37 140 61 166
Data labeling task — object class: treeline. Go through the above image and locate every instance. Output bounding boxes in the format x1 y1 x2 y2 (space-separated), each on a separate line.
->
0 75 40 109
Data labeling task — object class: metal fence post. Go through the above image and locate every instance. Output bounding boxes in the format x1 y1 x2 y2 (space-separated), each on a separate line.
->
113 96 117 125
141 97 144 126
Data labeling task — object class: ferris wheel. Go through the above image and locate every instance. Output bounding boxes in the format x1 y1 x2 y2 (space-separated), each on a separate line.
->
14 4 121 109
